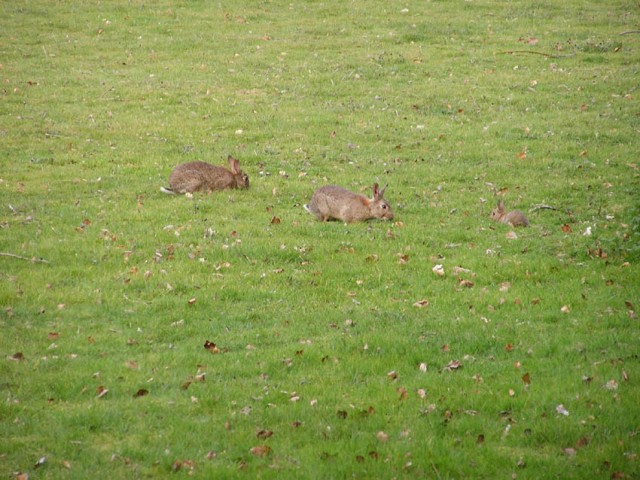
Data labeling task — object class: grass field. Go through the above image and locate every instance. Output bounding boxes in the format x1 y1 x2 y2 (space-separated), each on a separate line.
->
1 1 639 478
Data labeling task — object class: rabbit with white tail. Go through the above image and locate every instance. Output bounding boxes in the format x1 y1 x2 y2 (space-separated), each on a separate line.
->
161 156 249 194
490 200 529 227
304 183 393 223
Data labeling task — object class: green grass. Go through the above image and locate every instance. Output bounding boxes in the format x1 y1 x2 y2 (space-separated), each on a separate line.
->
1 0 639 478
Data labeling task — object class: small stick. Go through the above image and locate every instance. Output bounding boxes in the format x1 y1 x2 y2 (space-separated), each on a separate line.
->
529 204 558 212
0 252 50 264
501 50 576 59
620 30 640 35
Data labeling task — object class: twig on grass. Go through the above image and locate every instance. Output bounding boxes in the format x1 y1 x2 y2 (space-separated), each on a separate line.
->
501 50 575 59
619 30 640 35
0 252 50 264
529 204 574 217
529 204 558 212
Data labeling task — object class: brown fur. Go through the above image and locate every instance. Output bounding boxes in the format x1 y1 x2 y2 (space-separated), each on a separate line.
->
490 200 529 227
162 156 249 194
304 183 393 223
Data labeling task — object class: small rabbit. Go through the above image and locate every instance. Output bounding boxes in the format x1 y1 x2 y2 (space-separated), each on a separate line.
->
490 200 529 227
304 183 394 223
161 156 249 194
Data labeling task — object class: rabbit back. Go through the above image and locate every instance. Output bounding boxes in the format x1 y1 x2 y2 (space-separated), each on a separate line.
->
490 201 529 227
305 184 393 223
166 157 248 194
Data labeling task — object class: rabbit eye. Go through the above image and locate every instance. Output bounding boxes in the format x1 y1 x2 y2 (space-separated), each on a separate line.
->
381 204 387 209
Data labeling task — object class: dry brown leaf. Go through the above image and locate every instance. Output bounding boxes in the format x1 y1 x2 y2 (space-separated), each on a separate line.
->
133 388 149 398
444 360 462 371
397 387 408 400
204 340 221 354
250 445 271 457
413 299 430 308
432 264 445 276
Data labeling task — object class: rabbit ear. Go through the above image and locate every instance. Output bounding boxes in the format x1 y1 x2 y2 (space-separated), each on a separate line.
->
497 200 505 210
379 184 388 198
228 156 240 174
373 183 380 199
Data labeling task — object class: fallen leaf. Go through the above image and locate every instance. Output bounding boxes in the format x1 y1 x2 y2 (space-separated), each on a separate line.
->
256 429 273 439
34 456 47 468
413 299 430 308
96 385 109 398
556 404 569 416
188 297 196 305
576 437 589 448
522 372 531 385
564 447 577 456
432 264 445 276
387 370 398 381
204 340 221 353
419 362 428 372
250 445 271 457
505 343 514 352
376 431 389 442
561 224 572 233
133 388 149 398
124 360 138 369
9 352 25 361
48 332 60 340
443 360 462 371
270 216 281 224
458 278 474 288
397 387 408 400
604 379 618 390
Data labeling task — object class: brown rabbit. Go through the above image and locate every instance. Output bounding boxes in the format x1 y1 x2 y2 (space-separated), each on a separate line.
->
161 156 249 194
490 200 529 227
304 183 394 223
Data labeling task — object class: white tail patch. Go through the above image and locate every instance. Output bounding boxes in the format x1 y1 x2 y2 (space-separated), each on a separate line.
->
160 187 175 195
